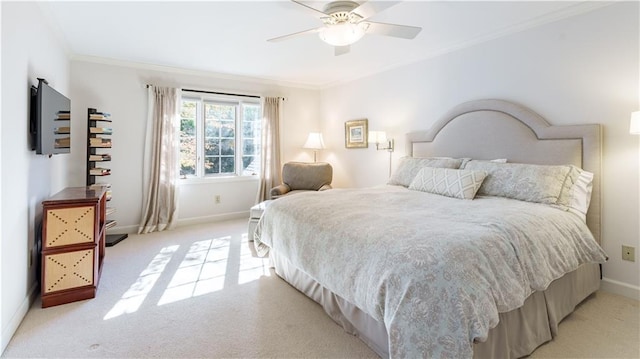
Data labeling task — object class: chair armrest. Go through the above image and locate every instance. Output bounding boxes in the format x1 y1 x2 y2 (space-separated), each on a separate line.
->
318 184 332 191
270 184 291 198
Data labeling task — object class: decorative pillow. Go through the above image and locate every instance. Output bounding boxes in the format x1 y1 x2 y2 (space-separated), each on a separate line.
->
463 160 571 204
408 167 488 200
555 165 594 220
388 157 464 187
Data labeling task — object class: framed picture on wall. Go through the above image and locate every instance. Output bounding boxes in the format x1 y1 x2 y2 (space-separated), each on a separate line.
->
345 119 368 148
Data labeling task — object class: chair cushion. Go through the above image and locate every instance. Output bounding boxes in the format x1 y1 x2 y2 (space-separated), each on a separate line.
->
282 162 332 191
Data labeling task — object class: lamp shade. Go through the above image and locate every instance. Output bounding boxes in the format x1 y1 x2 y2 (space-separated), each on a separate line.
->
368 131 388 145
631 111 640 135
303 132 326 150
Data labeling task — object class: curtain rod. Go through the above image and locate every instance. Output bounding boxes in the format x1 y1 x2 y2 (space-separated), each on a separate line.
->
146 84 282 100
182 88 260 99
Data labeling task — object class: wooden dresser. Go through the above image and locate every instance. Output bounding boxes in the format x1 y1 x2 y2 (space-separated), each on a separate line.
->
41 186 107 308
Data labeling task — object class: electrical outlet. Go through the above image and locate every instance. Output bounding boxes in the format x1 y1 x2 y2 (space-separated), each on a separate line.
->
622 245 635 262
215 195 221 204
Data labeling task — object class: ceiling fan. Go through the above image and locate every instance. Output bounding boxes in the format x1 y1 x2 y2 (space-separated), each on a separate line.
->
268 0 422 56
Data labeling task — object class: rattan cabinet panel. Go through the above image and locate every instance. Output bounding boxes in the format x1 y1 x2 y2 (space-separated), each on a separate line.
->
43 249 94 293
44 206 95 247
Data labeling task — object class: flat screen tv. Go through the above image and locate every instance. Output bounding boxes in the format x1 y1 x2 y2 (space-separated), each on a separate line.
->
30 78 71 155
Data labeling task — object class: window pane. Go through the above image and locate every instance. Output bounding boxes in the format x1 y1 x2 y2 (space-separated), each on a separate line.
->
205 118 220 137
242 156 258 176
243 104 260 122
243 139 255 155
242 104 261 175
204 156 219 175
220 121 235 138
220 156 235 174
242 121 254 138
180 100 197 177
207 103 235 121
220 139 235 155
204 138 220 156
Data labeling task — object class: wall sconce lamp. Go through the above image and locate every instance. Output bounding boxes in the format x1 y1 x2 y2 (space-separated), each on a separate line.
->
630 111 640 135
303 132 326 162
369 130 394 177
369 131 394 152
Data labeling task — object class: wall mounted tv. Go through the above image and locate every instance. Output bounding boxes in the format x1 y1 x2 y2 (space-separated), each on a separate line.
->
30 78 71 155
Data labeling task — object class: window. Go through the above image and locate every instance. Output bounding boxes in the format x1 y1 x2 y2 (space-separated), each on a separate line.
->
179 94 261 179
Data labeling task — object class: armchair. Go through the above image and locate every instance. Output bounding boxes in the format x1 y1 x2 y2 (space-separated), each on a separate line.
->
270 162 333 199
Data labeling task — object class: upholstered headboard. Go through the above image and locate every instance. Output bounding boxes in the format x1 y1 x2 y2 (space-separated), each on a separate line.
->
406 99 602 243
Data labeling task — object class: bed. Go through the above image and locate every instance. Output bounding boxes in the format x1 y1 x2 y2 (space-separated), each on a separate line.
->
254 99 607 358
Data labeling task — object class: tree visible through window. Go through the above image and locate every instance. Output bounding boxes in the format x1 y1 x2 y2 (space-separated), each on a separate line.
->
179 95 261 178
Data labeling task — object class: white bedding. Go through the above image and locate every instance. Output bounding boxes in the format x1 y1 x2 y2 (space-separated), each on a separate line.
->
254 186 607 358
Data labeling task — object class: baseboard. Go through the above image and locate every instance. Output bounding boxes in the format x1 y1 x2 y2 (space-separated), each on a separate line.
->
1 282 38 355
176 211 249 228
601 277 640 301
107 212 249 235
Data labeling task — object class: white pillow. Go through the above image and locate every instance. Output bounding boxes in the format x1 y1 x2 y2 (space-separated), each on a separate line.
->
408 167 488 200
460 158 507 168
555 165 594 220
388 157 464 187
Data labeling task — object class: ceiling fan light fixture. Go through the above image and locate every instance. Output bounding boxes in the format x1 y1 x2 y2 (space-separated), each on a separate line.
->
318 22 368 46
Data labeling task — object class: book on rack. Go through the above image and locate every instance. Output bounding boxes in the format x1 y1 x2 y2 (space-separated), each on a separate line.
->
54 126 70 134
105 220 117 229
54 137 70 148
89 154 111 162
89 137 112 147
56 111 70 120
89 112 111 121
106 207 116 216
89 127 113 135
89 167 111 176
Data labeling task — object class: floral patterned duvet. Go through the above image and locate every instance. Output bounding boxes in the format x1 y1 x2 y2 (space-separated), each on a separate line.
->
254 186 607 358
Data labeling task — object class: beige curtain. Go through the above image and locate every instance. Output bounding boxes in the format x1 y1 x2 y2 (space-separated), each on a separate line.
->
138 86 180 234
256 97 282 203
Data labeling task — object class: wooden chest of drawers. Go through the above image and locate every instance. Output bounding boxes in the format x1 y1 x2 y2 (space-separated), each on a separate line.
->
41 186 107 307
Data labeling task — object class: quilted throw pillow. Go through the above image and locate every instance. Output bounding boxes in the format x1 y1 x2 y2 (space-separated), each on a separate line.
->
409 167 488 200
388 157 464 187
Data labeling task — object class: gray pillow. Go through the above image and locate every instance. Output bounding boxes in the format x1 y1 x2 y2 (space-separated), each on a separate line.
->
388 157 464 187
463 160 571 204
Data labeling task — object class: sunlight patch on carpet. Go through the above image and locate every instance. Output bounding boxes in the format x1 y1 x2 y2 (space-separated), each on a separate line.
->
104 233 271 314
104 245 179 320
158 237 231 305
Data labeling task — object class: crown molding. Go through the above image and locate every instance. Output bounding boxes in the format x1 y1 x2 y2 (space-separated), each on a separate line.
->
70 54 322 91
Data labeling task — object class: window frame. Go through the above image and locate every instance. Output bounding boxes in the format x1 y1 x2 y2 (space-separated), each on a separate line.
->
179 93 261 182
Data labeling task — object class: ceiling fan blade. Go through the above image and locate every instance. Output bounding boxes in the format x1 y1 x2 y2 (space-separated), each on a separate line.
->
267 27 323 42
334 45 350 56
364 21 422 39
351 1 400 20
291 0 327 19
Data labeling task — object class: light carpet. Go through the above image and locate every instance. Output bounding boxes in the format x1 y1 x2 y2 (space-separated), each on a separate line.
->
2 218 639 358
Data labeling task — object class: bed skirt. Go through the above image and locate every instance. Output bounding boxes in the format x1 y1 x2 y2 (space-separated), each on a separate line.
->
270 252 600 359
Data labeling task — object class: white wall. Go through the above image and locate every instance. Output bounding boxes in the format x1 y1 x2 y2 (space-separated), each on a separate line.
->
1 2 72 353
320 2 640 299
70 60 320 233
